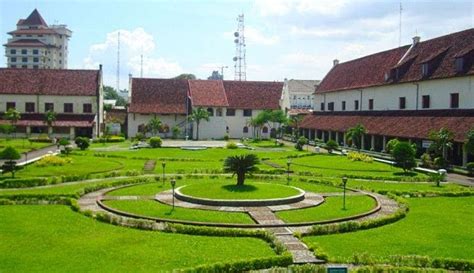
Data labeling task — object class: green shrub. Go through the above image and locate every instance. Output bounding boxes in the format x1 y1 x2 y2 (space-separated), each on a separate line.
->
347 151 373 163
0 177 48 188
295 136 308 151
466 162 474 176
28 137 52 143
325 139 338 152
433 157 447 169
36 155 72 167
74 137 90 150
172 126 180 139
149 137 162 148
226 142 238 149
420 153 433 168
392 141 417 172
386 139 400 154
223 134 230 141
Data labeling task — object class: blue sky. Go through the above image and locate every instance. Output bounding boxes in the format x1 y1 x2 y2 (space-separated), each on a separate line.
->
1 0 473 89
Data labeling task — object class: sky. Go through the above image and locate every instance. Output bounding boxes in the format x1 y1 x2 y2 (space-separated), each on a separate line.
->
1 0 473 90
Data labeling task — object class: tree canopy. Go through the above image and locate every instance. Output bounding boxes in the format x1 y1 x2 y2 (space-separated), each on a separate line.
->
174 74 197 80
223 154 259 186
188 107 210 140
392 141 416 172
465 128 474 156
104 86 127 106
346 124 367 150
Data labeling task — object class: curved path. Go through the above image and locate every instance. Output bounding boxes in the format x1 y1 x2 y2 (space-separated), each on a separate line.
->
78 185 401 264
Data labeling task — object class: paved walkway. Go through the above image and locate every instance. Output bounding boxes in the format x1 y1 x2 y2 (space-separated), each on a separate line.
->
446 173 474 187
0 144 58 168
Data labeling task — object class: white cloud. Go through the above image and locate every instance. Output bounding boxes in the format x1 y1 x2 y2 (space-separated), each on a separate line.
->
254 0 350 17
83 28 183 88
254 0 292 17
290 26 349 38
223 25 279 46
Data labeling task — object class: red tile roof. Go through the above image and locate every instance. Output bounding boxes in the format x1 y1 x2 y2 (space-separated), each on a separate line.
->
188 80 228 107
129 78 188 114
19 9 48 27
317 28 474 93
0 113 95 128
299 110 474 142
223 80 283 109
0 68 100 96
8 29 58 35
4 39 51 48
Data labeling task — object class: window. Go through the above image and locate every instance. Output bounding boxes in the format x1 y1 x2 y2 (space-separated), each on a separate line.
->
45 103 54 112
21 49 27 55
11 57 17 62
450 93 459 108
25 102 35 112
262 126 269 133
59 52 62 57
399 97 406 109
243 109 252 117
368 99 374 110
10 65 16 68
83 103 92 113
33 65 38 69
33 57 39 63
207 107 214 116
10 49 16 54
21 65 27 68
320 103 325 111
342 101 346 111
22 57 27 63
328 102 334 111
226 109 235 116
354 100 359 110
421 63 429 77
64 103 73 113
33 49 39 55
6 102 16 110
422 95 430 109
243 126 249 133
455 58 464 73
216 108 223 117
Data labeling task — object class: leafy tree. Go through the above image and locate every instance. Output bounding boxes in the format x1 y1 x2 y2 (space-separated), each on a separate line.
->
147 117 162 137
44 110 56 138
385 139 400 154
74 137 90 150
325 140 338 152
223 154 259 186
295 136 308 151
247 117 265 139
103 86 127 106
207 71 223 80
0 146 21 178
149 137 162 148
346 124 367 150
392 141 417 172
59 138 71 156
172 126 180 139
0 125 14 136
174 74 197 80
3 108 20 138
188 107 210 140
289 115 304 138
465 128 474 156
428 128 454 164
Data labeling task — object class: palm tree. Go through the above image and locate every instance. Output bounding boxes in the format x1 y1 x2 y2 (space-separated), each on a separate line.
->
223 154 259 186
44 110 57 138
346 124 367 150
289 115 303 138
3 108 21 138
147 117 162 136
188 107 210 140
429 128 454 162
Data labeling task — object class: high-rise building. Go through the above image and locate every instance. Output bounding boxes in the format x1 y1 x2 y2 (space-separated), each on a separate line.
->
3 9 71 69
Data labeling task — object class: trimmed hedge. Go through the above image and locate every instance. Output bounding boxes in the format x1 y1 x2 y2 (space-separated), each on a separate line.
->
352 265 446 273
0 177 48 188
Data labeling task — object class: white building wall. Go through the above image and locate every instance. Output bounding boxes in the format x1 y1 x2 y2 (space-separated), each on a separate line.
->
127 113 187 138
0 94 98 114
315 76 474 111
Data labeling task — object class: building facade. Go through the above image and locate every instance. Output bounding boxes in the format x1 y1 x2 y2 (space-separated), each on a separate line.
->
127 78 283 140
280 79 319 111
300 28 474 166
0 67 103 138
4 9 71 69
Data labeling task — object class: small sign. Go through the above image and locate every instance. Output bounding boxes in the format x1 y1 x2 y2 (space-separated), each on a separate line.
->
422 140 433 149
327 266 348 273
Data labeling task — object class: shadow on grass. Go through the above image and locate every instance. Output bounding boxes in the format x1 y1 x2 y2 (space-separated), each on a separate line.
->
222 184 258 193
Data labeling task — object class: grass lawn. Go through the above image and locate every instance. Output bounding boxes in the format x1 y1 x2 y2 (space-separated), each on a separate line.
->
276 195 377 223
103 199 255 224
275 154 429 180
179 181 301 200
0 205 275 272
343 179 471 194
0 138 52 153
303 197 474 261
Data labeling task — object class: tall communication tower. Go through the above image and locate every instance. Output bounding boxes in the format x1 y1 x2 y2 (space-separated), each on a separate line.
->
233 14 246 81
116 31 121 92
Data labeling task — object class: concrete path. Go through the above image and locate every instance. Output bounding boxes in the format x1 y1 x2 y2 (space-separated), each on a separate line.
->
0 144 58 167
446 173 474 187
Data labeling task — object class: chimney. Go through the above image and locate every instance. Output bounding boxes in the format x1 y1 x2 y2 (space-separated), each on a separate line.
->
412 36 420 46
333 59 339 67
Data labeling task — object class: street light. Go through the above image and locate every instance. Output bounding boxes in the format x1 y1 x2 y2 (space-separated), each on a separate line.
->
286 159 292 184
161 162 166 186
170 178 176 210
342 176 348 210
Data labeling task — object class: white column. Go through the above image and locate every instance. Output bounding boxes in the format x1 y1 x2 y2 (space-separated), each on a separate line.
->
26 126 31 135
462 146 468 167
335 132 340 145
69 127 75 139
371 135 375 150
382 136 387 152
361 136 365 150
343 132 347 146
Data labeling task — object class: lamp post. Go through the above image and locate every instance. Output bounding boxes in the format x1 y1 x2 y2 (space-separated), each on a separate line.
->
342 176 348 210
170 178 176 210
286 159 292 184
161 162 166 186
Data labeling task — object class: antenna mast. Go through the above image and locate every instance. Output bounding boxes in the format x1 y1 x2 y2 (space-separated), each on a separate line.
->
116 31 121 92
399 1 403 47
233 14 246 81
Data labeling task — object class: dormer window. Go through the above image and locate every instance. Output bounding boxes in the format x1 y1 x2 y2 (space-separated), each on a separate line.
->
421 63 429 77
455 58 464 73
